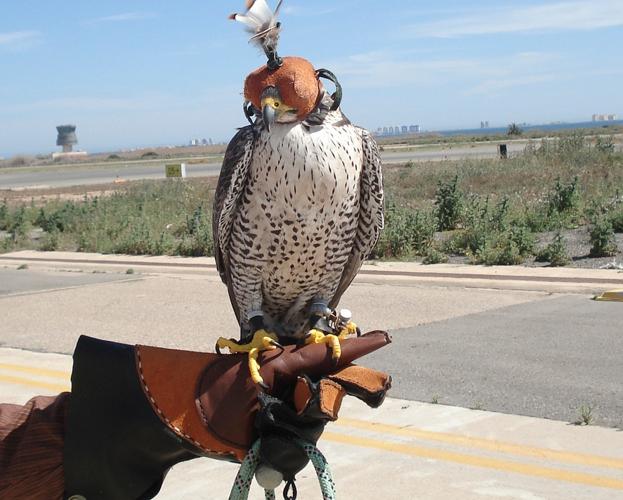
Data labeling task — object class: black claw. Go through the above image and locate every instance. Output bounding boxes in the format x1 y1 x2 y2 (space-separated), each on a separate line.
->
258 381 270 392
270 339 285 350
356 326 362 337
215 343 222 355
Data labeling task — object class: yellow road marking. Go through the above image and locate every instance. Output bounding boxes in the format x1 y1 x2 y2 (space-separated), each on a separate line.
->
0 373 70 392
3 361 623 490
336 418 623 471
0 362 70 379
323 432 623 491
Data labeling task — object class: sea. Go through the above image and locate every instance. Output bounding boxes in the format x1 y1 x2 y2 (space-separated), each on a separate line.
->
437 120 623 137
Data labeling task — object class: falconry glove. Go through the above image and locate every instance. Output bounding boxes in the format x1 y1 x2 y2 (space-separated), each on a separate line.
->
61 332 391 500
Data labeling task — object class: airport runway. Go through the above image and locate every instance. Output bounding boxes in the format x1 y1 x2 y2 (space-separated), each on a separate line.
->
0 143 527 190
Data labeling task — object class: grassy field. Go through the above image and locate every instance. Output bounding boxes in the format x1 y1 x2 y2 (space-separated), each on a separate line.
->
1 132 622 266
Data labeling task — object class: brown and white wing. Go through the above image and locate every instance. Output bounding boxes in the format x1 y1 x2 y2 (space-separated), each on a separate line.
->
329 129 384 309
213 126 255 322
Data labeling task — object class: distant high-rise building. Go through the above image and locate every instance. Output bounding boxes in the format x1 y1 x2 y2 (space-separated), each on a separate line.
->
593 114 618 122
401 126 408 134
382 127 388 135
409 125 420 133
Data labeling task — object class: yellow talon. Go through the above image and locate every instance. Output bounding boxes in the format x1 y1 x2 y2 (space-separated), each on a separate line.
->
305 329 342 361
338 321 358 340
249 347 263 386
215 329 281 388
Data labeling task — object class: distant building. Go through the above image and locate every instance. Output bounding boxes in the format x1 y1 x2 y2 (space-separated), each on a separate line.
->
592 114 618 122
375 124 421 136
52 124 87 160
480 121 489 129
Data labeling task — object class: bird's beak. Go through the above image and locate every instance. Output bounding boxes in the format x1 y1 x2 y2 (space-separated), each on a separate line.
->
262 104 276 132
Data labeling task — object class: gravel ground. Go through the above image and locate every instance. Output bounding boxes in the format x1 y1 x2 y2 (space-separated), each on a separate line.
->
533 227 623 269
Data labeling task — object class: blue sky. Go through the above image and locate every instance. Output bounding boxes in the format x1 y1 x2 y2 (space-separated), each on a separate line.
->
1 0 622 157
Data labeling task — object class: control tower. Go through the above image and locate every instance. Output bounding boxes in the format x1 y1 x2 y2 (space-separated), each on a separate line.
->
56 125 78 152
53 124 87 160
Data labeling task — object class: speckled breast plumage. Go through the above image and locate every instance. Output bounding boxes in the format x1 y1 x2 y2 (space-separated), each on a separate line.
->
226 111 363 337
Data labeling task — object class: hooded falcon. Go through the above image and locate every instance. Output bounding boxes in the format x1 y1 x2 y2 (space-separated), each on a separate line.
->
215 0 384 387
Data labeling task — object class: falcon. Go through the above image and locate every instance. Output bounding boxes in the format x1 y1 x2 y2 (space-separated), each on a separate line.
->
214 0 384 388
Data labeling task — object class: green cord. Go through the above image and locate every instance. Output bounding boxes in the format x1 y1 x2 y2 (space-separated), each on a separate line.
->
228 438 336 500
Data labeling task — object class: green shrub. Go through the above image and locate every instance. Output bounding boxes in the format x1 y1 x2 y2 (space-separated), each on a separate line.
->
557 132 585 156
509 225 535 256
548 177 579 215
589 217 618 257
434 175 463 231
507 123 523 136
0 201 8 231
595 136 615 154
473 237 523 266
39 230 60 251
610 209 623 233
536 232 571 266
422 247 448 264
8 206 32 241
469 225 531 266
374 202 435 258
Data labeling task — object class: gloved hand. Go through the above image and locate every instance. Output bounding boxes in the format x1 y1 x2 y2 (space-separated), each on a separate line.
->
254 363 391 486
194 331 392 458
63 332 391 500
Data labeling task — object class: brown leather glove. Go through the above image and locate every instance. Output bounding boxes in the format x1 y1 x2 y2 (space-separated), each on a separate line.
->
137 331 392 461
64 333 391 500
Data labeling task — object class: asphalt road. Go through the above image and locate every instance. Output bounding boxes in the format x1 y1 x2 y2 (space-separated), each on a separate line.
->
1 265 621 427
0 268 139 296
365 295 623 427
0 143 526 189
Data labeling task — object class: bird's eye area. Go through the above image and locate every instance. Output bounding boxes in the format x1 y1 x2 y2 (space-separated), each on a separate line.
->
273 102 280 108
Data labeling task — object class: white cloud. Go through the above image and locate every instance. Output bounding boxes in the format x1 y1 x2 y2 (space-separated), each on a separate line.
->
465 74 558 96
325 50 559 91
406 1 623 38
86 12 157 24
0 31 41 49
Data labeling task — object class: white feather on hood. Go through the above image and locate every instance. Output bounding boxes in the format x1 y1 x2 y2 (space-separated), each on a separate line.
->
230 0 284 55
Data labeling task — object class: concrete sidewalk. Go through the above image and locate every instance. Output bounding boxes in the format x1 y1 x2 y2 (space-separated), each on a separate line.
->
2 250 623 294
2 348 623 500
